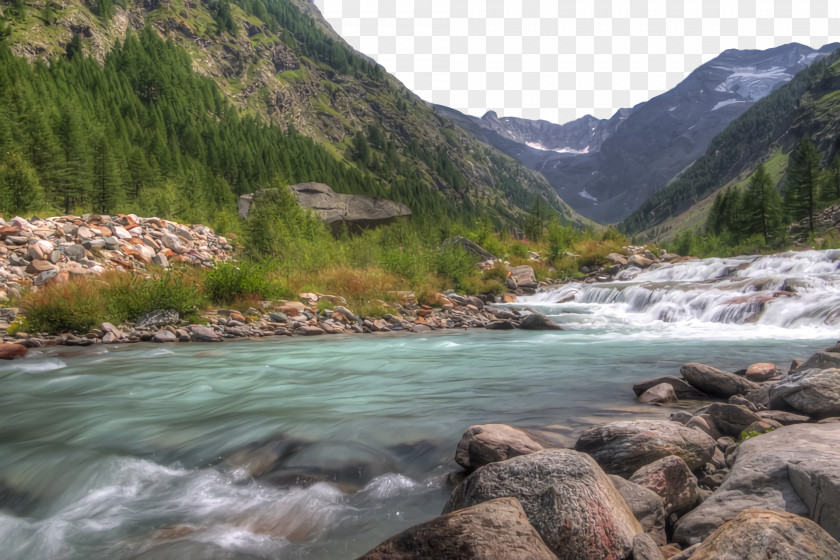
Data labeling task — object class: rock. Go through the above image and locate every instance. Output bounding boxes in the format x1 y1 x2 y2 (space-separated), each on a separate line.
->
680 363 759 399
444 449 642 560
727 394 759 412
632 533 665 560
658 544 683 558
0 343 27 360
298 326 325 336
152 253 169 267
137 309 180 328
639 383 678 404
672 423 840 545
152 330 178 343
574 420 716 477
633 377 706 399
740 420 781 438
682 509 840 559
605 252 628 266
507 265 537 288
769 367 840 418
609 475 667 545
357 497 557 560
62 244 86 262
787 455 840 540
745 362 777 382
25 259 56 275
791 351 840 374
486 319 515 330
630 456 699 518
268 312 288 323
454 424 545 474
628 254 654 268
189 326 222 342
755 409 809 425
519 313 562 331
441 236 496 263
704 403 763 439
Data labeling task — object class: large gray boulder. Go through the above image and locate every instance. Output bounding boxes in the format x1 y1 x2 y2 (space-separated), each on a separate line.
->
574 420 716 478
357 497 558 560
680 363 759 398
769 367 840 418
239 184 411 232
609 475 667 545
791 351 840 374
444 449 642 560
672 423 840 545
704 403 763 439
454 424 544 473
682 509 840 560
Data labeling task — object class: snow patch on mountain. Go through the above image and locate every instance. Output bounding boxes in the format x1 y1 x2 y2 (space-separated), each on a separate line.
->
711 98 749 111
712 66 793 100
525 142 591 154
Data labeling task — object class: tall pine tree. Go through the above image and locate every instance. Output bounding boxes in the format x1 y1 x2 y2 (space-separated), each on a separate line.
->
783 138 822 232
742 163 784 243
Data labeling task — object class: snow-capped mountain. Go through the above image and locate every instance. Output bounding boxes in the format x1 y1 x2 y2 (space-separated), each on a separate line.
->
438 42 840 224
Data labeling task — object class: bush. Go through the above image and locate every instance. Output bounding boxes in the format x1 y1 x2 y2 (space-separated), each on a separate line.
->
22 280 107 334
433 244 478 291
205 261 282 305
105 271 203 322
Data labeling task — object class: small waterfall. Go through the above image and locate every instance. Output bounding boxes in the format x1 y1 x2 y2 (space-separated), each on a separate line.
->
517 250 840 333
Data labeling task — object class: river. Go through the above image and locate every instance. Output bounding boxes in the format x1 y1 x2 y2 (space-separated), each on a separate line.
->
1 250 839 559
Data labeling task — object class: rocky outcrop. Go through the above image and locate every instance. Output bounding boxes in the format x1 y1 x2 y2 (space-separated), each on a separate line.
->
574 420 716 477
682 509 840 559
444 449 642 560
769 367 840 418
672 423 840 545
357 497 558 560
454 424 544 473
679 363 759 399
239 184 411 233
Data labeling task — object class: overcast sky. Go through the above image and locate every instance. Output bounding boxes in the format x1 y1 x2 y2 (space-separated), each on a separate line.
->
312 0 840 124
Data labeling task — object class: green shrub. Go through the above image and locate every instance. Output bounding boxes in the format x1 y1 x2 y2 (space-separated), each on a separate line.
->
105 271 203 322
22 280 107 334
205 261 289 304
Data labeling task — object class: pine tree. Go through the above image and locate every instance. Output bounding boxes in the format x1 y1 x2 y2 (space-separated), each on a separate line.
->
0 152 44 213
819 154 840 207
55 104 91 213
783 139 822 232
352 130 370 168
742 163 784 243
91 131 122 213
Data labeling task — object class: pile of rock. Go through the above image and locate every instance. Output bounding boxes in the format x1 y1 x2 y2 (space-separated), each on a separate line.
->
0 214 234 298
358 344 840 559
578 245 691 284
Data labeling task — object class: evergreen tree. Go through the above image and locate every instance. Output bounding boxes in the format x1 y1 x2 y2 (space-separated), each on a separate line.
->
91 131 122 213
351 130 370 168
524 199 546 242
783 138 822 232
742 163 784 243
55 104 91 213
819 154 840 207
0 152 44 213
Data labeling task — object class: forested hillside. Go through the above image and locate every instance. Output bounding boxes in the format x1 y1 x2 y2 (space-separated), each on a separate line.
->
621 49 840 238
0 0 583 231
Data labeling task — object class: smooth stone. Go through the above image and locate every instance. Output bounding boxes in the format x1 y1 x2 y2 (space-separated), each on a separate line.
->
769 367 840 418
680 363 759 399
639 383 678 404
152 330 178 343
454 424 544 473
574 420 716 478
791 351 840 374
189 326 222 342
704 403 763 439
745 362 777 382
756 410 810 425
519 313 562 331
0 343 27 360
633 377 706 399
356 497 557 560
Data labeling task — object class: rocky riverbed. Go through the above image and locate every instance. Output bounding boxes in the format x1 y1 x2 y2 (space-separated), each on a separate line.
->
358 344 840 559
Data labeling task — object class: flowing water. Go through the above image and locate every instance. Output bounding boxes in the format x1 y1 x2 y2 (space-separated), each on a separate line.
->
1 250 839 559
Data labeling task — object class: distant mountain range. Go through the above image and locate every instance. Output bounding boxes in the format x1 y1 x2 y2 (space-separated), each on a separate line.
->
438 42 840 224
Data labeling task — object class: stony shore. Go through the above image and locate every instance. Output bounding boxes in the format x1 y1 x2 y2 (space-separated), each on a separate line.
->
358 345 840 559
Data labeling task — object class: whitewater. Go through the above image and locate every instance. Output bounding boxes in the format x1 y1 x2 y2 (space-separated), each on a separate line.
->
0 250 837 559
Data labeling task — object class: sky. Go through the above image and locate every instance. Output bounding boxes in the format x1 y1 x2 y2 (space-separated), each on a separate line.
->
312 0 840 124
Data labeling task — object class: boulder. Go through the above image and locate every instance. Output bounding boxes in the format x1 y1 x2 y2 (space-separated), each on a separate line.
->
189 326 222 342
242 184 411 233
444 449 642 560
486 319 514 330
632 533 665 560
629 456 699 518
791 351 840 374
704 403 763 439
745 362 777 382
519 313 562 331
357 497 557 560
787 455 840 540
137 309 180 328
0 343 27 360
454 424 544 473
574 420 716 477
609 475 667 545
680 363 759 399
152 330 178 343
25 259 56 275
683 509 840 560
672 423 840 545
769 367 840 418
508 265 537 289
628 254 654 268
298 326 325 336
633 377 706 399
638 383 678 405
741 420 781 439
605 252 628 266
756 410 810 425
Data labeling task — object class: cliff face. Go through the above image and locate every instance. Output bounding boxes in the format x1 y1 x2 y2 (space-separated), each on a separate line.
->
0 0 586 227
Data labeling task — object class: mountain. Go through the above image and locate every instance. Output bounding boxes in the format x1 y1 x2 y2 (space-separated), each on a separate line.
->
0 0 585 229
621 48 840 241
440 42 839 224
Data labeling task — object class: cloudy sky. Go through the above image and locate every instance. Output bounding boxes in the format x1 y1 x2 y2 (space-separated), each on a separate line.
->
312 0 840 124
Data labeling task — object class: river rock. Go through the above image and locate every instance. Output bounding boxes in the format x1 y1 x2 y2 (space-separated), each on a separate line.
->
25 259 56 275
152 330 178 343
507 265 537 289
444 449 642 559
792 351 840 374
629 456 699 518
633 377 706 399
454 424 544 473
639 383 678 404
682 509 840 560
609 475 667 545
486 319 515 330
704 403 763 439
574 420 716 477
628 254 654 268
0 343 27 360
787 455 840 540
189 326 222 342
137 309 180 328
672 423 840 545
298 325 325 336
680 363 759 399
745 362 777 382
632 533 665 560
756 410 809 425
519 313 562 331
357 497 557 560
769 367 840 418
